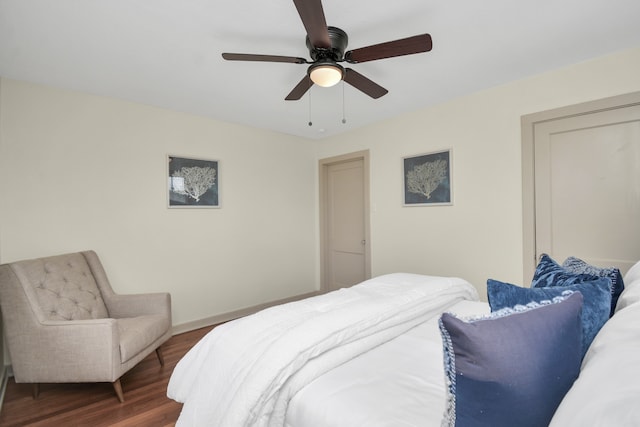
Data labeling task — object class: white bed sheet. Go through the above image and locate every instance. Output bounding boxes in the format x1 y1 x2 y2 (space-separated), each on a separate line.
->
285 300 490 427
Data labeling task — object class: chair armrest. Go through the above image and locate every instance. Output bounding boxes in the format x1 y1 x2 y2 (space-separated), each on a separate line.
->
103 292 171 320
12 319 121 382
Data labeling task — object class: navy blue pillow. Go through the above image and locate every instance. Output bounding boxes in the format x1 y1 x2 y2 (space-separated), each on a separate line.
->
562 256 624 316
439 293 583 427
532 254 605 289
487 278 611 358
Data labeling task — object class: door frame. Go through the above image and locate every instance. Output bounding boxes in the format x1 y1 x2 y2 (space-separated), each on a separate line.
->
319 150 371 293
521 91 640 282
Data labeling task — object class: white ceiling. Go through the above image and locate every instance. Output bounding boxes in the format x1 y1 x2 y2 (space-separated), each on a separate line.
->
1 0 639 140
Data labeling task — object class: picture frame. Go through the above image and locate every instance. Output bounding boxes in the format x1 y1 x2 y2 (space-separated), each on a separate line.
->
168 155 219 208
403 149 452 206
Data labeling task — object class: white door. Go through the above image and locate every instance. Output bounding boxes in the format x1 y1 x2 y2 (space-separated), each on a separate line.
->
532 100 640 275
320 152 370 292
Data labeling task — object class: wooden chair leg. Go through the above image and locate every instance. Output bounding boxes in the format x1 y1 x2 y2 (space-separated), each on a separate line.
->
155 347 165 367
112 378 125 403
32 383 40 399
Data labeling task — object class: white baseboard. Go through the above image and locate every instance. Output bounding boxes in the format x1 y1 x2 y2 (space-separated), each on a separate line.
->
171 290 321 335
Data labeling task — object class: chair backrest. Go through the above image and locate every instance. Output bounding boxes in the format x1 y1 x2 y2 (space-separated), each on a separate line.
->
8 252 109 321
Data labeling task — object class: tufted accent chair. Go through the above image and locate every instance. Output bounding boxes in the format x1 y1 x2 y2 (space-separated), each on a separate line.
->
0 250 172 402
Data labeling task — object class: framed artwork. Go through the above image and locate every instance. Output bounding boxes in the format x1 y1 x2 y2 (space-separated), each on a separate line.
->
168 155 219 208
403 149 452 206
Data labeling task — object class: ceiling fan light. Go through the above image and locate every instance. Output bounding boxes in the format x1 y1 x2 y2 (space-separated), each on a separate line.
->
309 63 344 87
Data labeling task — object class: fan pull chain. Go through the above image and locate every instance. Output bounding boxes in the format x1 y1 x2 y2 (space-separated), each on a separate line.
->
308 87 313 127
342 81 347 124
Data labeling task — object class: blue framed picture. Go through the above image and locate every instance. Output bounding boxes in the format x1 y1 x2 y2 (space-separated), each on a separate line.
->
168 155 219 208
403 149 452 206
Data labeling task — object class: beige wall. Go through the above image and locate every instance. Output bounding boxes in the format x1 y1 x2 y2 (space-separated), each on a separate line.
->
0 79 318 327
317 47 640 297
1 47 639 330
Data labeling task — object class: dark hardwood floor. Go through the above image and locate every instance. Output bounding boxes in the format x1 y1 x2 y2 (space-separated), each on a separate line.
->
0 326 214 426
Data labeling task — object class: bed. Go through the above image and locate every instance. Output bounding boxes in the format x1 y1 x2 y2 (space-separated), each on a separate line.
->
168 258 640 426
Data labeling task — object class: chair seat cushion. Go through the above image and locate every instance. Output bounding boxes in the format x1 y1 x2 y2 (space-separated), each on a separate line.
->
117 315 170 363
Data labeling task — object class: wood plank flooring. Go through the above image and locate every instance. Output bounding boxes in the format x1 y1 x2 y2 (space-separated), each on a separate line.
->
0 326 214 426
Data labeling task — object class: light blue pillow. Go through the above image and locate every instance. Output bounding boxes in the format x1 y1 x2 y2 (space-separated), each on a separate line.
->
562 256 624 316
439 292 583 427
487 278 611 358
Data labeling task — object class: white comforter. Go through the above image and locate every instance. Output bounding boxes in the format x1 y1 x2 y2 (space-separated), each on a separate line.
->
285 299 489 427
167 273 478 427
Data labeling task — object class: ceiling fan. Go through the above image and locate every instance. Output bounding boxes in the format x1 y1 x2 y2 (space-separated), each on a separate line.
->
221 0 433 101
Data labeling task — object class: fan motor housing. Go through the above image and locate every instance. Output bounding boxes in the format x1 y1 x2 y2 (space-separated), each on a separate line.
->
306 26 348 62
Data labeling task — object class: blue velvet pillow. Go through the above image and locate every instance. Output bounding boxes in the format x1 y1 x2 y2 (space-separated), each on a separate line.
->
439 293 583 427
487 278 611 358
562 256 624 316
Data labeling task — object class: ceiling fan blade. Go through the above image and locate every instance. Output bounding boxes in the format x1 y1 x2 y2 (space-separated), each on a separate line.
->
343 68 388 99
293 0 331 49
285 75 313 101
222 53 307 64
344 34 432 63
